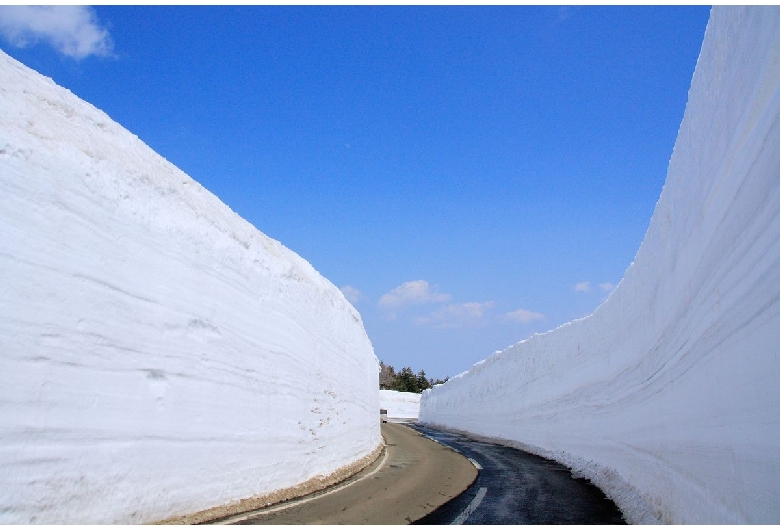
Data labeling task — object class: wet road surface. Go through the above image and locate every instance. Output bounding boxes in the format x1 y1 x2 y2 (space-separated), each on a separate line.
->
411 424 626 525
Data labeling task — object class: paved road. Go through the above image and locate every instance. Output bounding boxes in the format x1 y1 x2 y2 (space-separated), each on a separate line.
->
213 422 477 524
411 424 626 524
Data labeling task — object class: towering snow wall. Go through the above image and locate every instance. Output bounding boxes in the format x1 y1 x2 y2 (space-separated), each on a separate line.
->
379 390 421 420
420 6 780 524
0 49 381 524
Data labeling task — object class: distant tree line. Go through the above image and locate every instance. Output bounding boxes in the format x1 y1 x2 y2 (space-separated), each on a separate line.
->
379 361 449 393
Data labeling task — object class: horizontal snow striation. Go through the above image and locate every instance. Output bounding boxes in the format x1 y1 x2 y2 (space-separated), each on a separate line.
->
0 49 380 524
420 6 780 525
379 390 421 420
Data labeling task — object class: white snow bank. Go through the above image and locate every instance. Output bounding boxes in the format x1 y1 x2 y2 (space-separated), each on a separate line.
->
420 6 780 524
0 49 381 524
379 390 421 420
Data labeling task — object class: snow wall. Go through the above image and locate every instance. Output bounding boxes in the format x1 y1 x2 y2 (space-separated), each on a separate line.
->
0 49 381 524
379 390 421 420
420 6 780 524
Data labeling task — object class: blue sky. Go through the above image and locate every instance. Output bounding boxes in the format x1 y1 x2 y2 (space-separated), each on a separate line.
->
1 5 711 380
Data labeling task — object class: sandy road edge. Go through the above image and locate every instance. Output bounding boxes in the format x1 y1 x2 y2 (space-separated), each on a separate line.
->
154 442 385 525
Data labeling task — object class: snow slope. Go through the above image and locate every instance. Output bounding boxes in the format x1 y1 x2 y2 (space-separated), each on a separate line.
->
0 49 381 524
420 6 780 524
379 390 421 420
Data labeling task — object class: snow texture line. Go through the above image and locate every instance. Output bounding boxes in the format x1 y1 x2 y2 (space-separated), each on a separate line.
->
450 487 487 525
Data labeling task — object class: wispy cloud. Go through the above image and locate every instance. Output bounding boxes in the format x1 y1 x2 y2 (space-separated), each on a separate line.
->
340 285 361 305
378 280 451 309
599 282 615 293
415 301 494 329
574 281 592 293
0 6 113 60
576 280 615 295
503 308 545 325
382 311 398 322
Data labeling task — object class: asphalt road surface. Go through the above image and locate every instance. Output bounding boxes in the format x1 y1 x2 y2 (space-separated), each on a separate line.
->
208 422 624 525
212 422 477 524
411 424 626 524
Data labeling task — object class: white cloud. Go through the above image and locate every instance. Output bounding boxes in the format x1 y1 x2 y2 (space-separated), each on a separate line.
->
415 301 494 329
0 6 113 60
503 308 545 325
340 285 361 305
574 281 592 293
599 282 615 292
378 280 451 309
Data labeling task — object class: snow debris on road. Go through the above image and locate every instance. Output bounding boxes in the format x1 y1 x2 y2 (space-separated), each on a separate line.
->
420 6 780 524
0 49 381 524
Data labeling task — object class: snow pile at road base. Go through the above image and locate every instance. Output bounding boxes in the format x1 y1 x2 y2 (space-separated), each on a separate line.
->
380 390 421 420
420 6 780 524
0 49 380 524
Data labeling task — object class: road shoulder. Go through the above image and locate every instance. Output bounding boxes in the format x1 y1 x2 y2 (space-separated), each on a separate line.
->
157 442 384 525
214 422 478 524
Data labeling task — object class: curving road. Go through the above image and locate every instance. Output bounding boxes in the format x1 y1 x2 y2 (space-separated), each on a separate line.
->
212 422 477 524
206 422 624 525
411 423 626 524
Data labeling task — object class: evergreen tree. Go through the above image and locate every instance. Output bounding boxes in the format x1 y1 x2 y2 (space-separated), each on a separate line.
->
378 361 446 393
431 375 449 386
416 369 431 392
392 366 419 393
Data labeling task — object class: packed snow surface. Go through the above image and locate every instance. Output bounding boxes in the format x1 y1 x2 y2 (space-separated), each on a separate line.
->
0 49 381 524
379 390 421 420
420 6 780 524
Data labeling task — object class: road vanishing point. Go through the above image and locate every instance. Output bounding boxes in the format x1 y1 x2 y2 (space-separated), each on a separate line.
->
208 422 625 525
